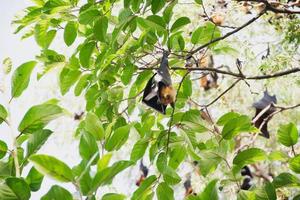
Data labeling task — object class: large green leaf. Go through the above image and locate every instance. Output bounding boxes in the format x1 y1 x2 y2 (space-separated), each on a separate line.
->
94 16 108 42
105 125 131 151
151 0 165 14
84 112 105 140
41 185 73 200
255 181 276 200
29 154 74 182
0 183 18 200
18 103 63 133
156 182 174 200
222 115 257 140
0 104 8 125
74 74 91 96
289 155 300 173
79 9 101 25
34 21 56 48
59 66 81 95
277 123 298 147
91 161 133 192
26 129 52 158
79 42 95 68
64 21 77 46
156 152 181 185
11 61 37 99
130 139 148 162
217 112 240 126
79 131 99 162
25 167 44 192
170 17 191 33
6 177 31 200
233 148 266 167
272 173 300 188
191 22 221 45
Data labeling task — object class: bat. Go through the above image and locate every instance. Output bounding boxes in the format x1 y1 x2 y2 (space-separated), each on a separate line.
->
142 50 176 114
135 160 148 186
252 91 277 138
241 166 253 190
183 175 196 197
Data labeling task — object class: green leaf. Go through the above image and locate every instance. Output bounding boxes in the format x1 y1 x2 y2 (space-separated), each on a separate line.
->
105 125 131 151
277 123 298 147
25 167 44 192
255 181 276 200
2 57 12 74
268 151 288 162
198 179 218 200
191 22 221 45
272 173 300 188
11 61 37 99
130 139 148 162
79 42 95 68
132 175 157 200
170 17 191 33
29 154 74 182
0 140 8 159
102 193 126 200
79 9 101 25
59 66 81 95
156 152 167 173
64 21 77 46
168 145 186 169
92 161 133 191
41 185 72 200
217 112 240 126
289 155 300 173
97 153 112 171
182 76 192 97
163 1 176 23
34 21 56 48
151 0 165 14
94 16 108 42
156 182 174 200
79 131 99 162
26 129 53 158
18 103 63 133
233 148 266 168
74 74 91 96
194 0 202 4
0 104 8 125
6 177 31 200
222 115 257 140
0 183 18 200
84 112 105 140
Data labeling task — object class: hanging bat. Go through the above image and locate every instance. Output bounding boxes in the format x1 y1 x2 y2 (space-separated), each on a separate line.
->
252 91 277 138
183 174 196 197
142 50 176 114
135 160 149 186
240 166 253 190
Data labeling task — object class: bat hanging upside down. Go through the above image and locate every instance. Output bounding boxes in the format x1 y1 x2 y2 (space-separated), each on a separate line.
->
142 50 176 114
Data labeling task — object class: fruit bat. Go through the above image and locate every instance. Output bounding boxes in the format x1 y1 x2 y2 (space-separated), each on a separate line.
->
142 51 176 114
135 160 148 186
252 91 277 138
183 175 196 197
241 166 253 190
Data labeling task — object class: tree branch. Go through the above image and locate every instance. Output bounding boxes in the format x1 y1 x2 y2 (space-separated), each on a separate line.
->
188 11 266 56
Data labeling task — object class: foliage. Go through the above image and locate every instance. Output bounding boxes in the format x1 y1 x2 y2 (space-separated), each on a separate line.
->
0 0 299 199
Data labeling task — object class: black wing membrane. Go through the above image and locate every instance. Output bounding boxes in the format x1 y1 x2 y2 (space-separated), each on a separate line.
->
142 75 167 114
252 91 277 138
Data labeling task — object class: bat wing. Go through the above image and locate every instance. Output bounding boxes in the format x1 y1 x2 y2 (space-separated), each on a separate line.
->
142 74 167 114
252 91 277 138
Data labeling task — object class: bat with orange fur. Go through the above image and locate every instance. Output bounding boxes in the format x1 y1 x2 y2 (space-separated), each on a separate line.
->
142 50 176 114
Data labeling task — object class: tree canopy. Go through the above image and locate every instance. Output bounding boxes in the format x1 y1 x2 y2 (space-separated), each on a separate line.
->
0 0 300 199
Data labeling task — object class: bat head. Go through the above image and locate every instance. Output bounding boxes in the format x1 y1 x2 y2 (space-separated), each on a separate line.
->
159 83 176 106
